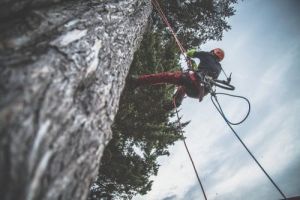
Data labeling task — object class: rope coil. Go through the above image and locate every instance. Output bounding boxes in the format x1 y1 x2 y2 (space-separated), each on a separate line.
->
210 92 250 125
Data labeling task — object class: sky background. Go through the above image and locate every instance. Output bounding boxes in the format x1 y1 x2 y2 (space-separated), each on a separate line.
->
135 0 300 199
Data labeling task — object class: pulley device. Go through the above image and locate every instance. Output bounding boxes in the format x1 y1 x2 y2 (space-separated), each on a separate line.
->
196 71 235 91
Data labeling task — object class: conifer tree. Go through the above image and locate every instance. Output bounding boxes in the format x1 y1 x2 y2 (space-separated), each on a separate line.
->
154 0 238 47
89 30 185 200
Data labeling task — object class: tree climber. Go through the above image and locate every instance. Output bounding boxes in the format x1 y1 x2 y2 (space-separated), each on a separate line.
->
129 48 225 110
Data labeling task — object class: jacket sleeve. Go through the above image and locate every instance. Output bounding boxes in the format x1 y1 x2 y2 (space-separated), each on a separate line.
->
186 49 197 58
193 51 207 69
193 51 206 59
186 49 198 70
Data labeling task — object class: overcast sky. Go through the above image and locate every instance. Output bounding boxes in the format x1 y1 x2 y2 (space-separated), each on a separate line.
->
134 0 300 199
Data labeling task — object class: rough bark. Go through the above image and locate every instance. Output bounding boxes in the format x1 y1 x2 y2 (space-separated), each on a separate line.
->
0 1 152 200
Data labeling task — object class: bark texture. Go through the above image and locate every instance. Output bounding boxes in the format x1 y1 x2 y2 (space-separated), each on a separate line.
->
0 1 151 200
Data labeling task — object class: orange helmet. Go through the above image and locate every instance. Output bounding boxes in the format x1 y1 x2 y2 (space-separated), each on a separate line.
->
211 48 225 61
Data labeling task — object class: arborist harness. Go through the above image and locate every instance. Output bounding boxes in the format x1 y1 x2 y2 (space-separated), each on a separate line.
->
151 0 288 199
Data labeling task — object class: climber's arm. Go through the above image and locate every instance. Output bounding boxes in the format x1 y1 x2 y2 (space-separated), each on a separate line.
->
186 49 197 70
186 49 196 58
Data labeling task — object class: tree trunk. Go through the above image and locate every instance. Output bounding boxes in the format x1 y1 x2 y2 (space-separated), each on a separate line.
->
0 1 152 200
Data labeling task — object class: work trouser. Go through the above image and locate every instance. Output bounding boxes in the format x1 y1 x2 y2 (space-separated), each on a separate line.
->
136 71 205 109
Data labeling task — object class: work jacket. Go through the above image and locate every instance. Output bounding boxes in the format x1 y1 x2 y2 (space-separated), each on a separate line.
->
187 50 222 79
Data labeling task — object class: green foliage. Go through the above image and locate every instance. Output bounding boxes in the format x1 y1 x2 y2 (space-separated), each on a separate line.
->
89 1 239 199
89 32 185 200
153 0 238 47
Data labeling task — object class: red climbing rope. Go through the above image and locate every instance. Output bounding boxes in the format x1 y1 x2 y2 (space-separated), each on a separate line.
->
151 0 187 54
151 0 193 68
151 0 207 197
152 1 207 198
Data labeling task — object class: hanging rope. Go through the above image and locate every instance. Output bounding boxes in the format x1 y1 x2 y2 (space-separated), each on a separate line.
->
210 92 287 200
151 0 207 196
152 1 208 198
173 98 208 200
